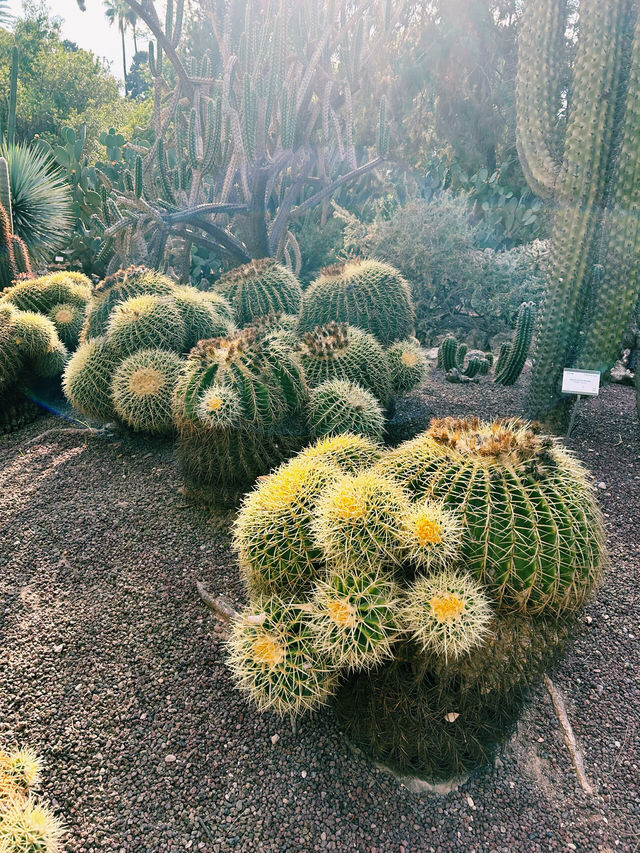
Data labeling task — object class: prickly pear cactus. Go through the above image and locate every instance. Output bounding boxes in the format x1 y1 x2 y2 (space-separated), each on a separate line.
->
228 417 606 782
299 259 415 346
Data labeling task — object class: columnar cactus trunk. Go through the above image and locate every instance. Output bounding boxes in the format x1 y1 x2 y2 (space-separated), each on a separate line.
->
517 0 640 426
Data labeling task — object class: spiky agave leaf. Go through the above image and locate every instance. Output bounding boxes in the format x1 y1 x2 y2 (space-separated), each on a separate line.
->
227 597 338 717
398 500 463 572
0 144 72 264
0 796 64 852
312 470 410 570
401 570 494 662
310 564 400 671
111 349 183 435
233 456 339 596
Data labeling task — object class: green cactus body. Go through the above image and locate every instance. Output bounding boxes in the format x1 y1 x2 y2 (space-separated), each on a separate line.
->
47 302 85 349
307 379 384 441
106 295 186 358
31 338 69 378
111 348 183 435
214 258 302 327
375 418 605 615
439 336 491 379
0 304 21 393
11 234 32 276
387 339 429 394
174 326 308 502
296 432 383 474
199 290 235 324
0 202 17 291
82 266 176 342
10 311 59 361
298 259 415 346
494 302 535 386
2 273 91 315
298 322 392 406
227 596 339 717
62 337 122 421
173 286 236 351
234 456 339 596
310 564 400 671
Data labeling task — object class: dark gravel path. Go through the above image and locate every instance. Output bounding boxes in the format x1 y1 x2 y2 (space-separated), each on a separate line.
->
0 370 638 853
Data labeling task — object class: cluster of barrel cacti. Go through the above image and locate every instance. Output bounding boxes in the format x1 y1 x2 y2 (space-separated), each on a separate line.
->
0 744 64 852
62 265 234 434
229 418 606 781
171 258 427 504
437 301 534 386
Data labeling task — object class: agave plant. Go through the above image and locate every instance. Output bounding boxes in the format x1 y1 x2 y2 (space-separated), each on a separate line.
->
1 144 72 264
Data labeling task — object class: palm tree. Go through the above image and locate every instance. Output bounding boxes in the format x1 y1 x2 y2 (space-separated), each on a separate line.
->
103 0 137 87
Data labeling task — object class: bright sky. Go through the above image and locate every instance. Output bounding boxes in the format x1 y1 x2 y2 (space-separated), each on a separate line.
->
7 0 137 84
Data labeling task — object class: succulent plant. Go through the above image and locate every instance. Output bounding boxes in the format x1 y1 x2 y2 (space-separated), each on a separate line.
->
62 337 121 421
81 266 176 342
298 259 415 346
438 336 492 380
227 596 338 718
106 294 186 358
312 470 410 571
0 201 17 291
0 796 64 852
9 311 59 361
111 349 184 435
228 415 605 782
173 324 308 504
0 305 22 393
307 379 384 441
493 301 535 386
310 564 400 671
298 322 392 406
387 339 429 394
376 417 605 615
172 286 235 351
214 259 303 328
400 570 493 662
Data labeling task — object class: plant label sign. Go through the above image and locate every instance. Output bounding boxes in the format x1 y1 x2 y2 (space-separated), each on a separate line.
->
561 368 601 396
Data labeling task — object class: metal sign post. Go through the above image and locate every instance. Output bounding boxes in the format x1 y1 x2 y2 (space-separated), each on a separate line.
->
561 369 601 438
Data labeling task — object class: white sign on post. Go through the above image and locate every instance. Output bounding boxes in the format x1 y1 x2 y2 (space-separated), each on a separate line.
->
561 368 601 397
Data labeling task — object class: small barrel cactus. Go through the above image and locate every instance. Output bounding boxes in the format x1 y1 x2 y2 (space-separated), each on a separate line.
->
62 337 122 421
228 416 606 783
111 348 184 435
298 259 415 346
173 323 308 505
172 286 236 351
298 322 392 406
387 339 429 393
214 258 303 327
307 379 384 441
82 266 176 342
106 294 186 358
0 303 67 402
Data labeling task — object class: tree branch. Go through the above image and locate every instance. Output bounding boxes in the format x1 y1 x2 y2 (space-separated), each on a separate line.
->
289 157 385 219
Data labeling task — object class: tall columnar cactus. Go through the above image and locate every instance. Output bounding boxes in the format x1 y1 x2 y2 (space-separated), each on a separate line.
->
0 202 17 290
297 322 392 406
80 0 394 274
173 323 308 505
298 260 415 346
493 301 535 386
438 336 492 380
214 259 302 327
517 0 640 424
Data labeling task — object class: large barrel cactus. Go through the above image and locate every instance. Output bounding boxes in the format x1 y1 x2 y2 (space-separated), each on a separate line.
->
228 418 606 782
298 259 415 346
213 259 303 328
173 322 308 506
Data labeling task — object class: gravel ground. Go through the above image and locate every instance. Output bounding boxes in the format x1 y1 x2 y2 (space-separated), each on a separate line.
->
0 368 638 853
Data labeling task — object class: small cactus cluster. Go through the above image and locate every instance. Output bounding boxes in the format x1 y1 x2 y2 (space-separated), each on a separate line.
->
299 259 415 346
1 271 91 350
228 418 606 781
63 266 235 434
0 302 68 400
0 744 64 852
0 154 33 290
436 302 534 386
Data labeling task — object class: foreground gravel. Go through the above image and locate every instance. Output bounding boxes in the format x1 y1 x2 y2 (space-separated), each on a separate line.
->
0 372 638 852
